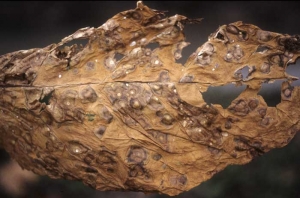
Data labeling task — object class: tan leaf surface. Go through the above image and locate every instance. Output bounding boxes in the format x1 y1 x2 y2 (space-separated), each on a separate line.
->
0 1 300 196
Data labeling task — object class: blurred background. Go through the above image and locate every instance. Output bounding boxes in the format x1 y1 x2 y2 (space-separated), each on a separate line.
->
1 1 300 198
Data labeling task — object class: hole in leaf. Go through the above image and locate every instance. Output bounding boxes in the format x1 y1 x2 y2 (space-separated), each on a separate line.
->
258 80 283 107
145 42 160 51
240 67 249 80
56 38 89 59
4 73 28 85
115 53 125 62
286 58 300 86
60 38 89 49
259 59 300 106
237 67 249 81
202 83 246 108
179 23 204 65
216 32 225 40
256 45 269 53
39 90 54 105
234 66 256 81
237 31 248 40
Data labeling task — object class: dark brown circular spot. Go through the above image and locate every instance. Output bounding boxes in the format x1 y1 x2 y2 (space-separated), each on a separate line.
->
234 139 249 151
157 132 168 144
169 175 187 186
178 175 187 186
283 87 294 98
129 165 145 177
97 151 116 165
179 75 194 83
94 125 106 139
161 114 174 125
226 25 239 35
84 153 95 164
127 11 142 21
80 86 98 103
148 130 168 144
152 153 162 161
233 45 244 59
86 62 95 70
260 62 270 73
224 52 233 62
234 71 243 80
197 52 211 65
128 146 147 164
248 99 259 110
260 117 270 126
258 108 267 118
148 96 163 110
104 56 116 71
62 90 78 107
99 106 113 124
130 98 142 110
257 30 272 42
225 120 231 129
73 108 85 122
68 141 88 155
150 83 163 95
159 71 170 82
207 146 220 155
228 99 249 116
144 49 152 56
202 43 214 53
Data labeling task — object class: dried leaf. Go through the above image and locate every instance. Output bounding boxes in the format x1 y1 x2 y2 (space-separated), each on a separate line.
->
0 1 300 196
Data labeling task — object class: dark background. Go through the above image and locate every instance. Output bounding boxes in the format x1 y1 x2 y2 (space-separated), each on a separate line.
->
1 1 300 198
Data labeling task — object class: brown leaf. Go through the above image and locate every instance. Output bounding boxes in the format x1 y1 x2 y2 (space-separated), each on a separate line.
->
0 1 300 196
